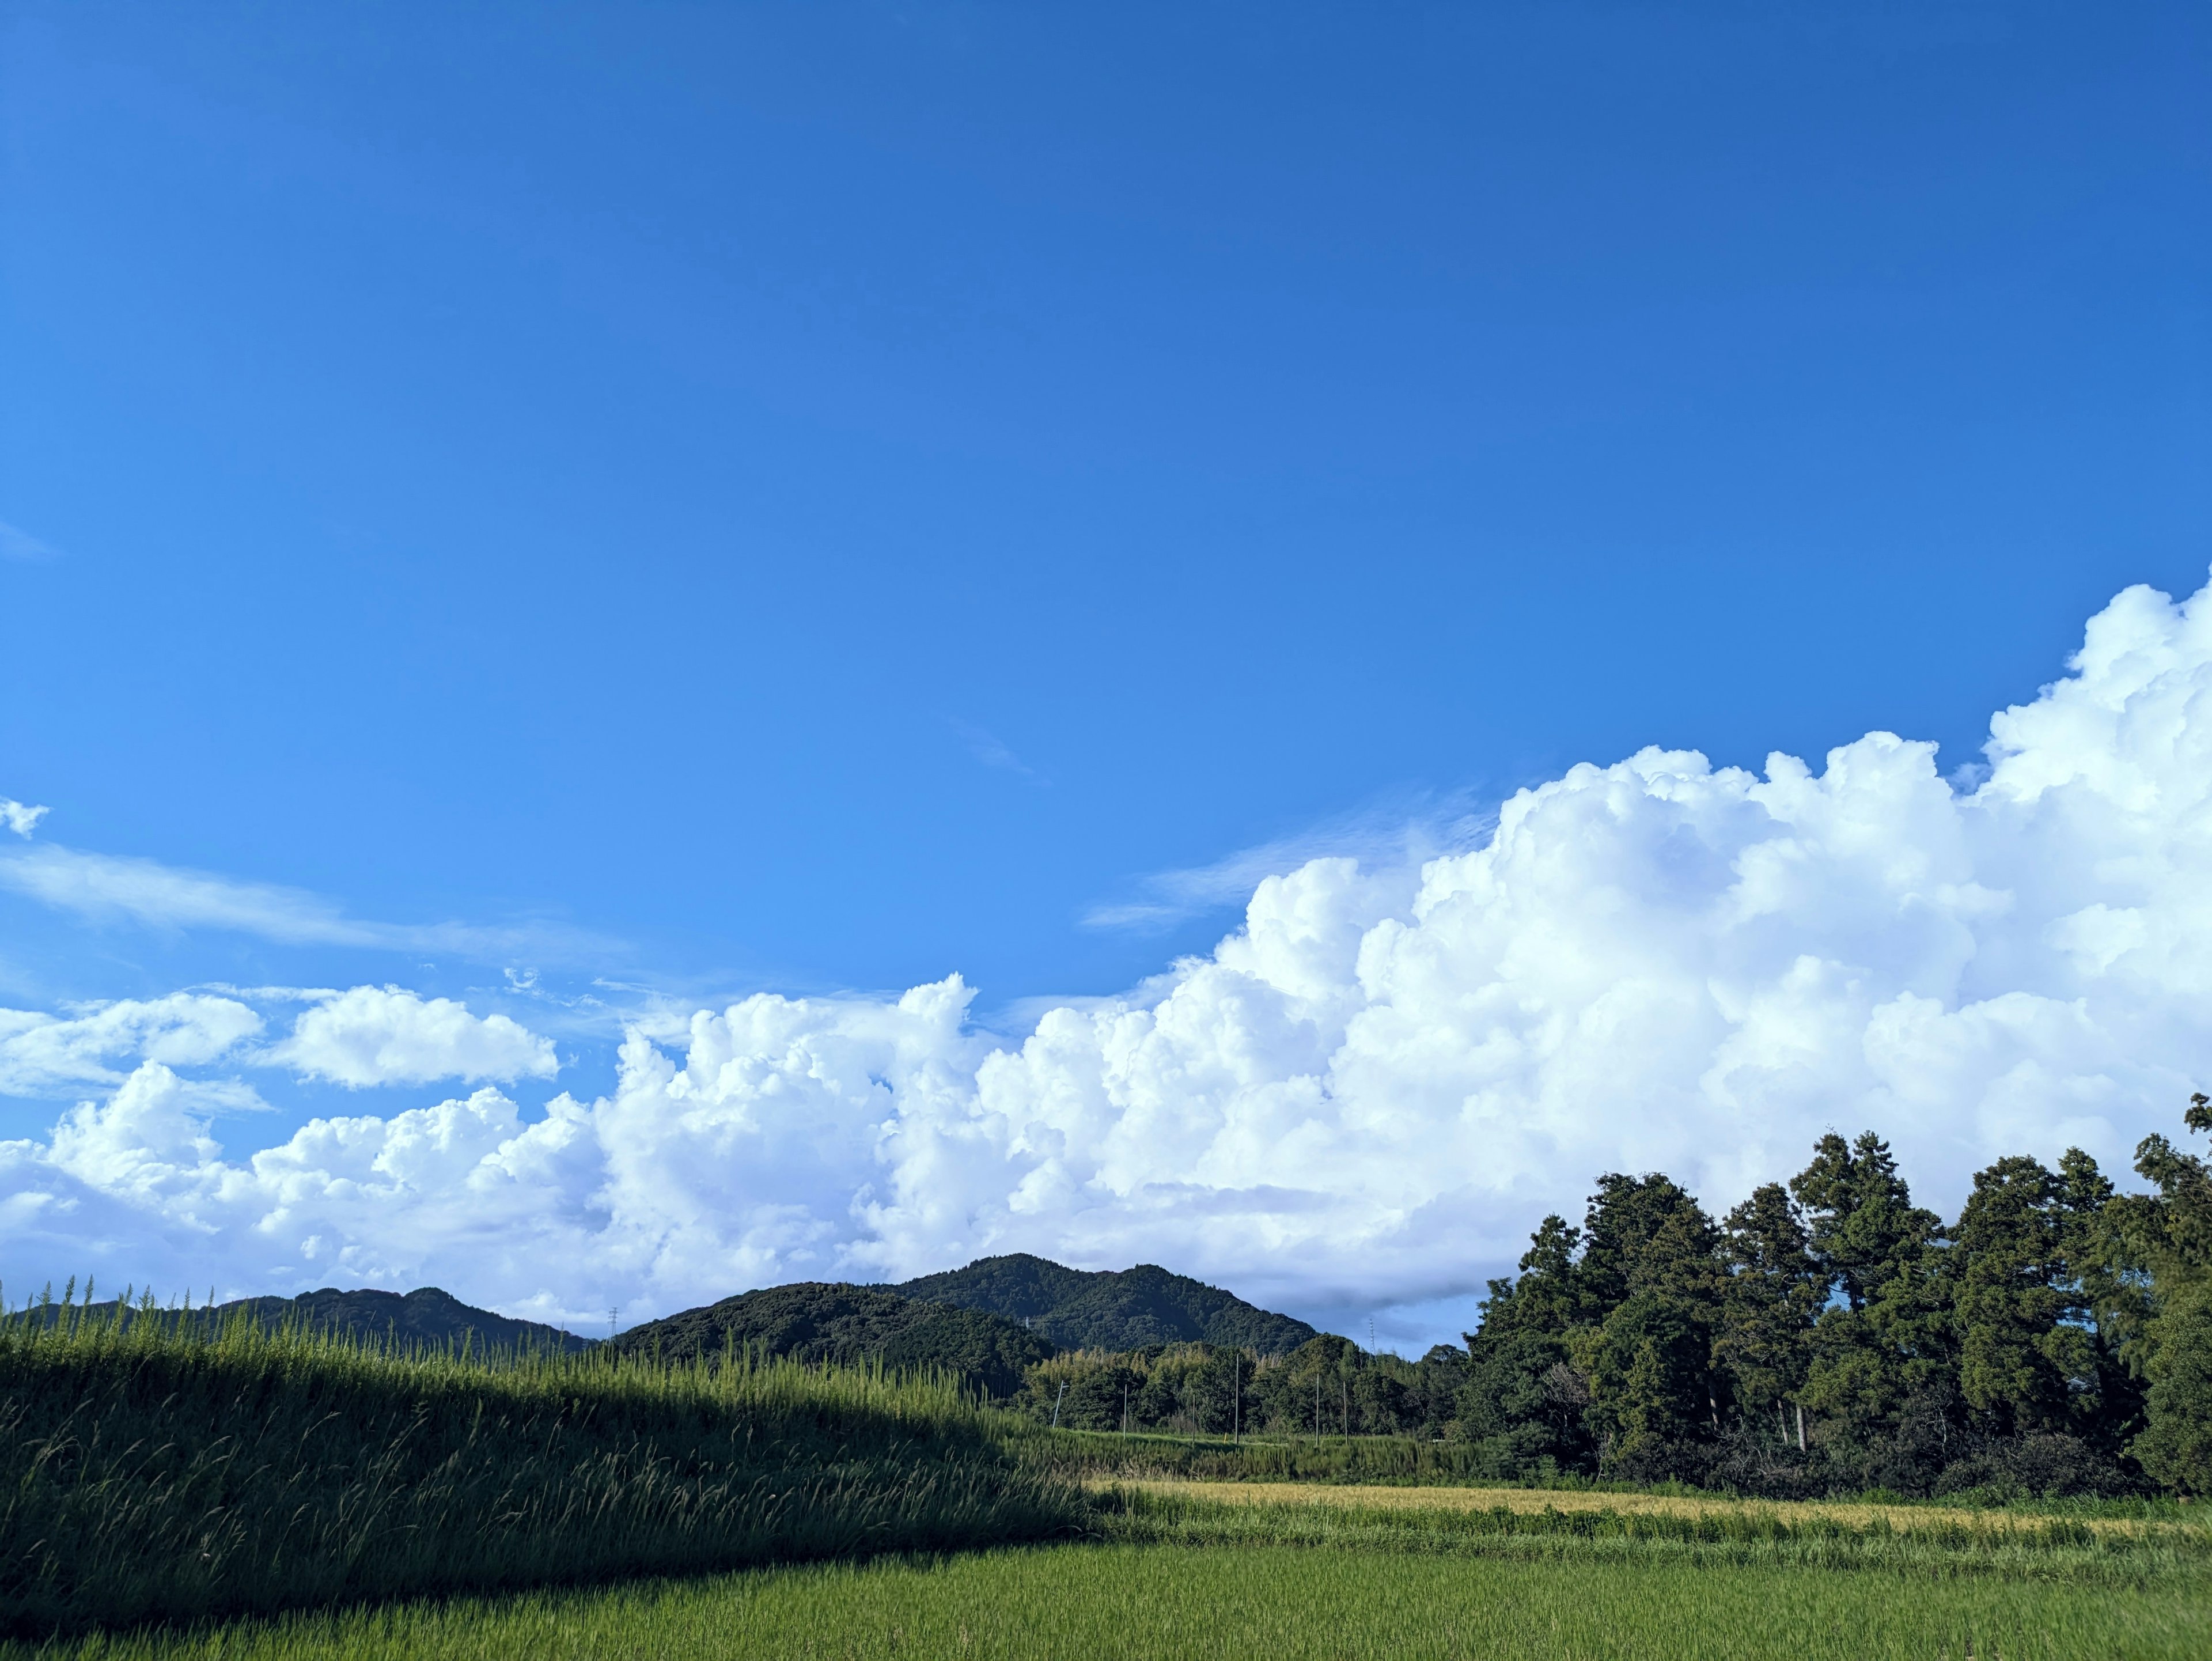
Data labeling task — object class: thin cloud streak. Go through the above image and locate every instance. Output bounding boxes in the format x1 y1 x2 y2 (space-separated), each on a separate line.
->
0 842 618 966
950 720 1044 781
1082 795 1491 932
0 520 61 562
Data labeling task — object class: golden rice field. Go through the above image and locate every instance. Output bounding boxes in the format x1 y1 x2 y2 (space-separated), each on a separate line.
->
1101 1477 2205 1543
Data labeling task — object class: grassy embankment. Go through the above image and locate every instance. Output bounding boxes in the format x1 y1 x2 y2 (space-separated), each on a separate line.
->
0 1292 1079 1637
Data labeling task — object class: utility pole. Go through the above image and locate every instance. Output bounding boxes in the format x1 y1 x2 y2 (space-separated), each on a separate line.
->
1051 1379 1067 1429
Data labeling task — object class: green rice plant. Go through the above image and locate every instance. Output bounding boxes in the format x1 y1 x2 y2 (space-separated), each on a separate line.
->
0 1285 1081 1637
1088 1485 2212 1587
10 1542 2207 1660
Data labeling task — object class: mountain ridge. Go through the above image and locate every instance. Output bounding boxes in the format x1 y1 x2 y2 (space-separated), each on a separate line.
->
890 1254 1318 1356
607 1282 1050 1398
214 1286 597 1354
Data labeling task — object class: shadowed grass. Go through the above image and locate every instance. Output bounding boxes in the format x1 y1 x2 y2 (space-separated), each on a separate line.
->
0 1291 1080 1637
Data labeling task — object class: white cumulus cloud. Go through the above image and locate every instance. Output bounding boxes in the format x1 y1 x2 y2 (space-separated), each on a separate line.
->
1 797 47 838
2 575 2211 1343
0 994 264 1098
269 986 559 1088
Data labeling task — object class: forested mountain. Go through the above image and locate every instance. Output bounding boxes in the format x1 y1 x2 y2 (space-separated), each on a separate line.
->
608 1282 1052 1398
214 1286 597 1354
1015 1098 2212 1499
892 1254 1317 1355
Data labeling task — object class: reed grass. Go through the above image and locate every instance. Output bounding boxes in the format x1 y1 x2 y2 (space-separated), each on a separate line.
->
0 1288 1080 1637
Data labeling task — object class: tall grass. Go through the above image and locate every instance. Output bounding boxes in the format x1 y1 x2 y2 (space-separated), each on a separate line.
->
0 1288 1081 1637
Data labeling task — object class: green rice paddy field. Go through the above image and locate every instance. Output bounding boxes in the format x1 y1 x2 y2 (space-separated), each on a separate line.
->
16 1485 2209 1661
9 1308 2205 1659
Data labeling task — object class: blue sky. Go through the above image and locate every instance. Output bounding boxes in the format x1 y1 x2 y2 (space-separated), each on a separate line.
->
3 4 2209 1341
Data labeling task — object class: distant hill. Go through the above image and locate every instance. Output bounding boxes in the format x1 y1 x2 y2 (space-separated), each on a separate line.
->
607 1282 1052 1399
214 1287 596 1354
891 1254 1317 1356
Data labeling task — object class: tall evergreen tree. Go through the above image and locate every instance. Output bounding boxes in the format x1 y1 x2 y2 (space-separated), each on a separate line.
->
1790 1132 1952 1456
1443 1118 2192 1496
1568 1174 1728 1476
1950 1155 2090 1437
1791 1132 1944 1310
1459 1217 1594 1474
1716 1182 1823 1443
2112 1095 2212 1492
2051 1148 2145 1451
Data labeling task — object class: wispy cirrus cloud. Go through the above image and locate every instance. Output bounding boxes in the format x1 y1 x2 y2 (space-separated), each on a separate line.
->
1081 795 1488 932
950 720 1044 781
0 841 616 964
0 520 62 562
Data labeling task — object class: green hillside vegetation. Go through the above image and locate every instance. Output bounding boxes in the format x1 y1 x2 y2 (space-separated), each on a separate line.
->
12 1285 595 1358
608 1281 1052 1399
893 1253 1317 1354
0 1293 1075 1637
215 1285 596 1354
1013 1333 1460 1441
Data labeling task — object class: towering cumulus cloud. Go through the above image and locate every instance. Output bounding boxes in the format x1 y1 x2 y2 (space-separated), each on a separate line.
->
3 578 2210 1336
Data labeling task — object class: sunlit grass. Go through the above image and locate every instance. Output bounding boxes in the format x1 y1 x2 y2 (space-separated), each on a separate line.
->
1100 1477 2210 1542
17 1543 2207 1661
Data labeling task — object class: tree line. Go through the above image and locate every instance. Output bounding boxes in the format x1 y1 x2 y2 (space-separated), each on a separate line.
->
1017 1097 2212 1498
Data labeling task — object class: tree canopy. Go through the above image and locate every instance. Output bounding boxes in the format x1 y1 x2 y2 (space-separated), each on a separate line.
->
1009 1098 2212 1499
